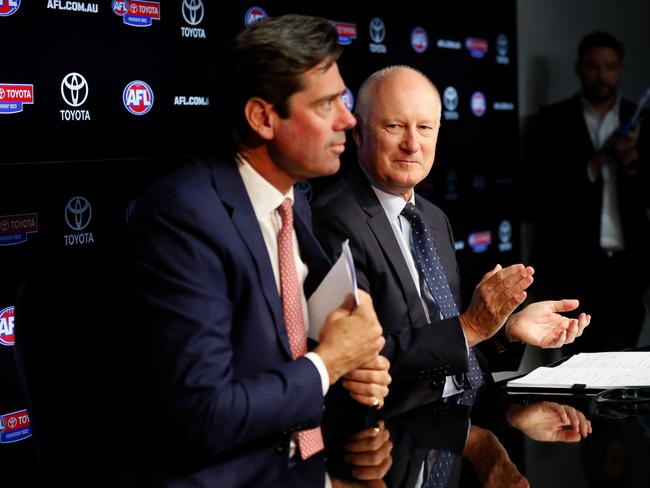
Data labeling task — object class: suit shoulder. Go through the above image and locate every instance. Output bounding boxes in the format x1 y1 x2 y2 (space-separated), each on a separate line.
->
312 175 361 213
417 196 450 223
135 157 224 220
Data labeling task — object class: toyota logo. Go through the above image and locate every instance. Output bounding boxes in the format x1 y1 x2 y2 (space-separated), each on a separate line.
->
182 0 204 26
61 73 89 108
65 196 92 231
369 17 385 44
497 34 509 56
443 86 458 111
499 220 512 243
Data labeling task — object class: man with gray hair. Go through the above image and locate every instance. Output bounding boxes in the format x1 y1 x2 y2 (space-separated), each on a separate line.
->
313 65 590 396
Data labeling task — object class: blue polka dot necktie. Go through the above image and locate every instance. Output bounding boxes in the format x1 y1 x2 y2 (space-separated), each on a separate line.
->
400 202 483 389
423 449 455 488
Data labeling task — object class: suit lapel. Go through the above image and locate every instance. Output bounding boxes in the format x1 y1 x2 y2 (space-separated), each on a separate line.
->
293 204 332 298
210 157 292 357
349 166 428 326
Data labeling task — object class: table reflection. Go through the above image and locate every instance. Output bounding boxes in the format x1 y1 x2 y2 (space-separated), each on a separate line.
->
314 380 650 487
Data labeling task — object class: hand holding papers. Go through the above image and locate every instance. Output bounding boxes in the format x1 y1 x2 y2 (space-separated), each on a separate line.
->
507 352 650 391
308 239 359 341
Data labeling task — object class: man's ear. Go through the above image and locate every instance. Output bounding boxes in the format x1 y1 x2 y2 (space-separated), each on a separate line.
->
244 97 275 141
352 114 363 146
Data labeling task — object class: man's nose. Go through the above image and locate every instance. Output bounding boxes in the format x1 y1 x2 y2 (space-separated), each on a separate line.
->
400 128 420 153
335 99 356 131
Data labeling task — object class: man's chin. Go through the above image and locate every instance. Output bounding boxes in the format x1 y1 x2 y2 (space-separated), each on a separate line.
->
310 158 342 179
584 87 617 104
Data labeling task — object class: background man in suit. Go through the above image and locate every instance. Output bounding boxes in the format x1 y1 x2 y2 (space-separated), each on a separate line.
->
313 66 590 394
528 31 650 353
122 15 390 487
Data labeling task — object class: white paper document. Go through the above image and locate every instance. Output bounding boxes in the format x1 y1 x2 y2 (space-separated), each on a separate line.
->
307 239 359 341
507 352 650 390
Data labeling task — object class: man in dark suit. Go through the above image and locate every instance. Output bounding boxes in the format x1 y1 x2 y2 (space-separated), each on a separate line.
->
121 15 390 487
313 66 590 392
528 31 650 352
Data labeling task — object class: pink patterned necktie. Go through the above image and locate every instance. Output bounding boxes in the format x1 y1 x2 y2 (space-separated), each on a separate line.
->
277 198 324 460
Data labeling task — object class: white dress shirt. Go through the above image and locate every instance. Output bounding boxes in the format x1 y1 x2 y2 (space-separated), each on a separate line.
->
237 155 329 395
370 184 464 398
582 96 625 251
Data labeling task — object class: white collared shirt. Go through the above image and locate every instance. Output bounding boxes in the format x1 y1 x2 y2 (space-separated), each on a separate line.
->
237 155 329 395
582 96 625 251
370 184 463 398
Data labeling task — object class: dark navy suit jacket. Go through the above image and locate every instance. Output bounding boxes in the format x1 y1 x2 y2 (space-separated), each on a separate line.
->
121 156 331 487
312 164 521 394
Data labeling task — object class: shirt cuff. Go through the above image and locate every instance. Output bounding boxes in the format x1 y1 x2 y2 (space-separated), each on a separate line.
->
325 472 332 488
305 351 330 396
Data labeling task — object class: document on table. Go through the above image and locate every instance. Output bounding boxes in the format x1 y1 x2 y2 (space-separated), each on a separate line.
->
506 352 650 390
307 239 359 341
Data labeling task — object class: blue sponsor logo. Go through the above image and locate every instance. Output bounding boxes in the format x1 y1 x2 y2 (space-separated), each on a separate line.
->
113 0 160 27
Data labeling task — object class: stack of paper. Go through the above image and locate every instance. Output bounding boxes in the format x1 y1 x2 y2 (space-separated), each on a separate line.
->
507 352 650 390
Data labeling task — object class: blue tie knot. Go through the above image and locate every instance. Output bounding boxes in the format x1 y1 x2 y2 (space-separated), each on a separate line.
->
400 202 424 225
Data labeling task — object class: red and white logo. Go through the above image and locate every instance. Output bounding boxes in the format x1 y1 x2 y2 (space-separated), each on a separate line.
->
471 91 486 117
0 0 21 17
411 27 428 53
0 306 15 346
0 83 33 114
0 409 31 444
123 80 154 115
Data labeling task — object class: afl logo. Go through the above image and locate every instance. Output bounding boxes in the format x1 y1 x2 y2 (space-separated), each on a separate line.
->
0 306 15 347
411 27 428 53
65 196 92 231
0 0 20 17
123 80 154 115
244 6 267 26
342 87 355 112
471 91 486 117
112 0 127 15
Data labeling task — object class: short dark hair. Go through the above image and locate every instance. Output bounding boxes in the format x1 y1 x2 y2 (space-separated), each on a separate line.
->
578 31 624 61
215 14 342 152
